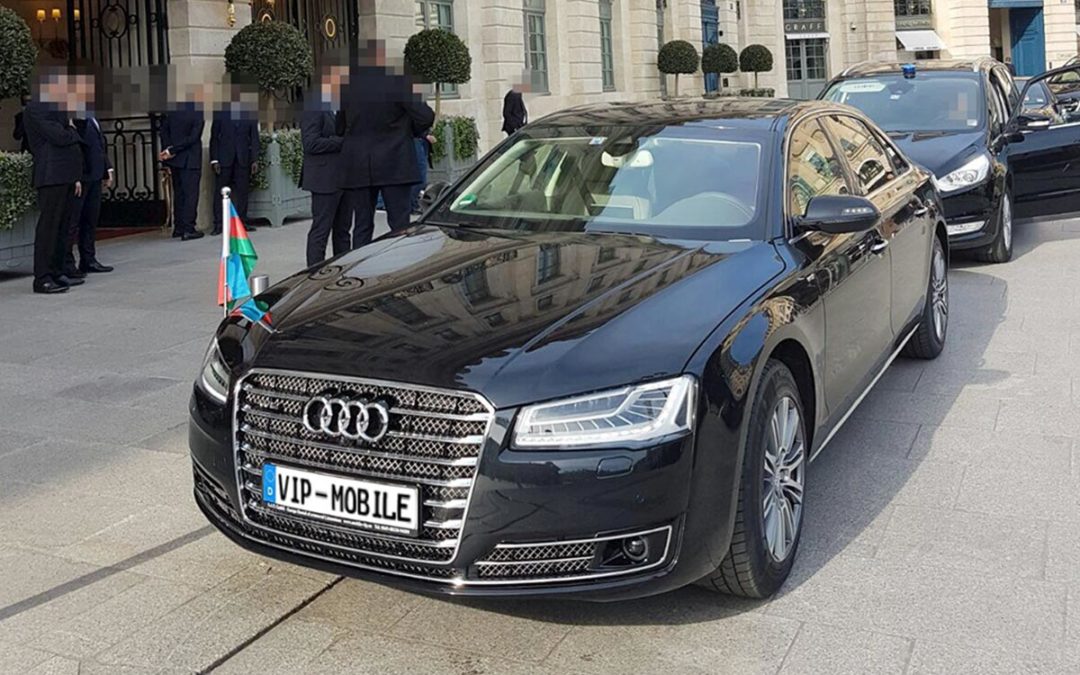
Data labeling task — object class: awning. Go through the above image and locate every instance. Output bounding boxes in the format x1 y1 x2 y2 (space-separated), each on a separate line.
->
896 29 947 52
785 32 830 40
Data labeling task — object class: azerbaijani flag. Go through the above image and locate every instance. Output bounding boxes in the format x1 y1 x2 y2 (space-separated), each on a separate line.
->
217 202 268 323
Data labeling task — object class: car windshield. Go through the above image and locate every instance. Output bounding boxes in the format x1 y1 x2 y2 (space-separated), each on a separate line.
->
822 73 987 133
427 124 770 241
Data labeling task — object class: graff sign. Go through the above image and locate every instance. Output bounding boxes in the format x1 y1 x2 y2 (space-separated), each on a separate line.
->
784 20 826 34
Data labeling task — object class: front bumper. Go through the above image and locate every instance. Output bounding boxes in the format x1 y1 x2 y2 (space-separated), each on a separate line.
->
189 378 727 600
940 179 998 251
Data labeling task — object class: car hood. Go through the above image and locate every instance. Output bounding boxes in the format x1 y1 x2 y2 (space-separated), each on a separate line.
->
886 130 985 177
248 226 784 408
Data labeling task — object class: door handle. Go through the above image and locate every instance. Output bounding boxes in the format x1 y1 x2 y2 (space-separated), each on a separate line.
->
869 235 889 255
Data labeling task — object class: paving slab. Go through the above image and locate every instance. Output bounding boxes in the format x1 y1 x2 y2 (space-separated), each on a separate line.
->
778 624 912 675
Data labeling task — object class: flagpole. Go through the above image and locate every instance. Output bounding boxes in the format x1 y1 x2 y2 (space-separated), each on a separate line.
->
221 186 231 319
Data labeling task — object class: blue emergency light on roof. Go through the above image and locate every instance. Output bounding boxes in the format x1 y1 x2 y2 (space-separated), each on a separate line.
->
901 63 917 79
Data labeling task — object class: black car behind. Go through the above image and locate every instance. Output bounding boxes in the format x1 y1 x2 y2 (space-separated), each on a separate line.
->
190 98 949 600
821 58 1080 263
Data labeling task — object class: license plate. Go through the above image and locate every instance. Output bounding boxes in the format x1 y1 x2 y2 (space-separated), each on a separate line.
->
262 463 420 537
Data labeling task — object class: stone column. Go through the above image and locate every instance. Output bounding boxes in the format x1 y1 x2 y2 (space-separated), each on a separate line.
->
1043 0 1076 70
626 0 662 100
165 0 250 231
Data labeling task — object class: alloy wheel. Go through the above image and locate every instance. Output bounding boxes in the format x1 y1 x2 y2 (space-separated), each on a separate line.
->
1002 194 1013 253
931 242 948 341
762 396 805 563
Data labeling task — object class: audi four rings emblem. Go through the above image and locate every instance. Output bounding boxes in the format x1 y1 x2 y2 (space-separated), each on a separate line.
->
302 396 391 442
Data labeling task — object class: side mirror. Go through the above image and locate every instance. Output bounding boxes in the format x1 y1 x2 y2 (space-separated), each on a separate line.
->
797 195 880 235
418 181 450 212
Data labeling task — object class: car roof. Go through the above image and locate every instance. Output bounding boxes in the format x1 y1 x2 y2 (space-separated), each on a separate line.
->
531 97 852 131
837 58 1000 78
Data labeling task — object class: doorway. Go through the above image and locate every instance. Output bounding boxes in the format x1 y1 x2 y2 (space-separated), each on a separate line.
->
786 38 828 100
1009 7 1045 76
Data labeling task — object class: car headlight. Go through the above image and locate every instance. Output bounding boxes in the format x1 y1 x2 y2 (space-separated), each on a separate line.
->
512 375 697 449
933 154 991 194
197 338 231 404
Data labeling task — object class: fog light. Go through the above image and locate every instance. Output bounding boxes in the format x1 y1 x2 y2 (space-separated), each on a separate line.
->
622 537 648 562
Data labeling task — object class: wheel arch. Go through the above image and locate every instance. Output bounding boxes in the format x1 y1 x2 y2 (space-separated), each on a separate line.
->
766 339 817 452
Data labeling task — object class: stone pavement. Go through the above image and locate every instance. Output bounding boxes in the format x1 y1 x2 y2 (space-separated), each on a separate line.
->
0 215 1078 674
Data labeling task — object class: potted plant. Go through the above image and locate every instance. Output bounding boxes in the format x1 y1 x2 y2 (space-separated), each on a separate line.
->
658 40 699 98
701 43 738 96
247 129 309 227
428 115 480 185
225 21 313 226
0 8 38 270
224 20 313 131
0 152 36 270
404 28 472 118
739 44 775 97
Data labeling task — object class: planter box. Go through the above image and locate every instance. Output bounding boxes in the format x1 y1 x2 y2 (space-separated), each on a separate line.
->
0 209 36 272
429 125 477 186
247 137 311 228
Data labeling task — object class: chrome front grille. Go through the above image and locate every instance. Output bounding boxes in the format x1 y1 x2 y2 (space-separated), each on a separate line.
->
233 369 493 567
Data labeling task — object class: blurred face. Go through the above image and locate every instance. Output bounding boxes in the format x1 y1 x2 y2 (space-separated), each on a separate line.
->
71 74 95 113
320 65 348 106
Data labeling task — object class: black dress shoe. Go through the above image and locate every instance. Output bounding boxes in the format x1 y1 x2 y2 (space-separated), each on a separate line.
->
210 228 222 236
181 231 205 241
172 230 183 238
63 268 88 279
246 224 258 232
33 280 69 294
56 274 85 287
81 261 114 273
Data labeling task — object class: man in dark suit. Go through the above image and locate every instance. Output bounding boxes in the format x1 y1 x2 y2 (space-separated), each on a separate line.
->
22 71 87 294
209 89 260 236
12 95 32 154
160 88 206 241
501 86 528 136
301 68 349 266
65 112 115 276
338 45 435 241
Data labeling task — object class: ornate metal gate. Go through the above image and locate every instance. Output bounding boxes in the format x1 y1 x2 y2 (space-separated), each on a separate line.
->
68 0 169 226
253 0 359 74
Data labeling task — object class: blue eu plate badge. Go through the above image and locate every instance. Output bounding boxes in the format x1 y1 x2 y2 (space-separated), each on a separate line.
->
262 463 277 502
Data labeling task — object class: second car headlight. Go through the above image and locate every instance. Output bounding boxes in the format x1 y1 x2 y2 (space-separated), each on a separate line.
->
512 375 697 449
197 338 231 404
933 154 991 194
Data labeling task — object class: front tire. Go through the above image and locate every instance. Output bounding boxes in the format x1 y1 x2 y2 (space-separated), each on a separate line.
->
903 234 948 360
973 186 1013 263
698 360 806 598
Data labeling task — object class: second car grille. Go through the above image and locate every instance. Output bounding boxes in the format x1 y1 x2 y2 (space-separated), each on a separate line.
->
233 369 493 569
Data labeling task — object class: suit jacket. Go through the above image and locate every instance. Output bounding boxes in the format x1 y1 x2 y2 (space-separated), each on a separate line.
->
74 115 112 181
299 110 343 194
160 104 205 170
338 67 436 188
502 90 527 134
209 109 259 167
22 101 85 188
13 110 31 153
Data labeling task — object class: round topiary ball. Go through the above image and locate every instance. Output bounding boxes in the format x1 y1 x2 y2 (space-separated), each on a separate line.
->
0 6 37 100
224 21 313 93
702 43 738 76
404 29 472 86
739 44 774 76
657 40 700 75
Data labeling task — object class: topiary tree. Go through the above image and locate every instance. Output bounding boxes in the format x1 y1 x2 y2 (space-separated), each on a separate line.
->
701 43 738 90
404 29 471 117
657 40 699 98
224 21 313 129
739 44 773 90
0 7 37 102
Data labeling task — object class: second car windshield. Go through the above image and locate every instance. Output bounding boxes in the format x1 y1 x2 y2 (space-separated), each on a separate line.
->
427 124 769 241
822 73 987 133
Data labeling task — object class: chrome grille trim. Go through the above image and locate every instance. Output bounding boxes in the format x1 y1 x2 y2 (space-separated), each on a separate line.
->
233 368 494 569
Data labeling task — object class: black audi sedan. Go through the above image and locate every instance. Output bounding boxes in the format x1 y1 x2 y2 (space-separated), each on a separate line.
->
190 98 949 600
822 59 1080 263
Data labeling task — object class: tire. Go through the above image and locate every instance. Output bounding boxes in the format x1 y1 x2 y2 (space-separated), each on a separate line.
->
903 234 948 360
698 360 807 598
973 187 1013 263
